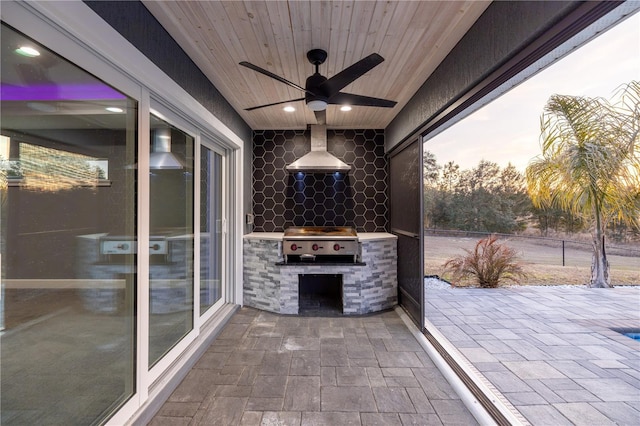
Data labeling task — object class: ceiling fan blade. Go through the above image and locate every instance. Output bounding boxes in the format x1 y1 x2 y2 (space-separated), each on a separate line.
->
239 61 312 94
319 53 384 96
328 92 397 108
244 98 305 111
314 109 326 125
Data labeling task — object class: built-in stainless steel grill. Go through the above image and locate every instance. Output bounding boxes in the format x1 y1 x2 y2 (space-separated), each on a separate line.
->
283 226 359 263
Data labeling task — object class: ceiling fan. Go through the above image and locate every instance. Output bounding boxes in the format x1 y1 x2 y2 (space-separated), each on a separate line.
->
239 49 397 124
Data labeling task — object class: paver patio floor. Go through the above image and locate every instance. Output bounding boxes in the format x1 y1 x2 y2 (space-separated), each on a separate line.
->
426 285 640 426
150 307 478 426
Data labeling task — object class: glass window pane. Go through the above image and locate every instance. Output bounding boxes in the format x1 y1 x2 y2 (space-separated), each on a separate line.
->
148 115 194 367
200 146 223 314
1 24 136 425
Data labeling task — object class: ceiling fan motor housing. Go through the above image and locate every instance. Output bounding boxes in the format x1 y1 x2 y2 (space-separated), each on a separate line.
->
305 73 329 107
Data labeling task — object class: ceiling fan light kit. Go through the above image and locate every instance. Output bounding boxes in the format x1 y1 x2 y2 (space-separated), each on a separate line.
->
306 99 328 111
240 48 396 123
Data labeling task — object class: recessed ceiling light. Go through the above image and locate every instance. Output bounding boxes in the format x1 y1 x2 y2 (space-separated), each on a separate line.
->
105 107 124 113
283 105 295 112
340 105 352 112
15 46 40 57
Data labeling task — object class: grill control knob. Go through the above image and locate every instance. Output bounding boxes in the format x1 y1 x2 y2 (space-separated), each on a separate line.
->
291 244 298 251
333 244 341 251
312 244 319 251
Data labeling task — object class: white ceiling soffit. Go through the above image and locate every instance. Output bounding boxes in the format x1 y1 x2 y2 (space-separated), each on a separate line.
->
142 0 490 130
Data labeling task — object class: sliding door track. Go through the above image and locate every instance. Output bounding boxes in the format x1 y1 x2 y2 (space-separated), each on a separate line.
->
423 329 513 426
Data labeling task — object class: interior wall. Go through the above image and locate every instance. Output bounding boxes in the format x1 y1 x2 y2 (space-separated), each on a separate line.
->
252 129 388 233
385 0 583 151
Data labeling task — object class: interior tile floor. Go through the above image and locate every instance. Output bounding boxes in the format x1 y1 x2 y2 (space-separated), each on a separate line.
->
149 307 478 426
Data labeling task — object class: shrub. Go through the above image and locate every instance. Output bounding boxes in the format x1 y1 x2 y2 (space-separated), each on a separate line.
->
442 235 527 288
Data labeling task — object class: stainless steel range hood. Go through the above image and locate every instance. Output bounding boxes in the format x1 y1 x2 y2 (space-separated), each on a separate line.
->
150 128 183 170
286 125 351 173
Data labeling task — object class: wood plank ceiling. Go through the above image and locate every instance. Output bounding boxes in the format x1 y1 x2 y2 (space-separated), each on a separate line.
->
142 1 490 130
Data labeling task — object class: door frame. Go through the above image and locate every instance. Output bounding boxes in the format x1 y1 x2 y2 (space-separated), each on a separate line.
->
389 137 424 329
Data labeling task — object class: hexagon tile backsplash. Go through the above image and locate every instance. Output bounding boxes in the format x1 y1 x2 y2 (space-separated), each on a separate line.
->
252 129 388 232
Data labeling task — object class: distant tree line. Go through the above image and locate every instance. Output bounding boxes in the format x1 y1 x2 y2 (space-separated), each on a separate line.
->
422 151 637 242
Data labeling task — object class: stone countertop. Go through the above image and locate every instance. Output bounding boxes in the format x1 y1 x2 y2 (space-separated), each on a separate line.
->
244 232 284 241
243 232 396 241
357 233 398 241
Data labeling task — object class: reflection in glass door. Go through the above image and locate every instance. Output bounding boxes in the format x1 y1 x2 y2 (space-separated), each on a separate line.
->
1 24 136 425
200 145 224 314
148 115 194 368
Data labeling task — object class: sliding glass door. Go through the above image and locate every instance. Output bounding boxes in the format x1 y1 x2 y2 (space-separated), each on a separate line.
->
148 114 195 368
2 7 236 424
200 144 225 316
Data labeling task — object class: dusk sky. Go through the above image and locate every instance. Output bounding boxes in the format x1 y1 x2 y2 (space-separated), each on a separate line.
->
424 12 640 173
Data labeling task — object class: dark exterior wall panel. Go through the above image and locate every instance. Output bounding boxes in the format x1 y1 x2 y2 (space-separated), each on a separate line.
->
385 1 581 152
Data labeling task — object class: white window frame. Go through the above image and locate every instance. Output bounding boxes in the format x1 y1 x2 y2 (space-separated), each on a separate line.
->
197 138 229 327
146 102 200 383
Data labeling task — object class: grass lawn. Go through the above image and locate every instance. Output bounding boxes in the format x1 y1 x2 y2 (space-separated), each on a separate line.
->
424 235 639 286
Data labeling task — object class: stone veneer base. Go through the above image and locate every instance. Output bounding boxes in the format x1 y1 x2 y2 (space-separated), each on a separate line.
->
243 236 397 315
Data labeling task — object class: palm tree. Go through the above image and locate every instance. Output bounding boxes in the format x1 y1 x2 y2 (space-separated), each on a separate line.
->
526 81 640 288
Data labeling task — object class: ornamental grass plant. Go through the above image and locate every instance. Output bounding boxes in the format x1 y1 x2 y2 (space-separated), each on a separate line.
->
442 235 527 288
